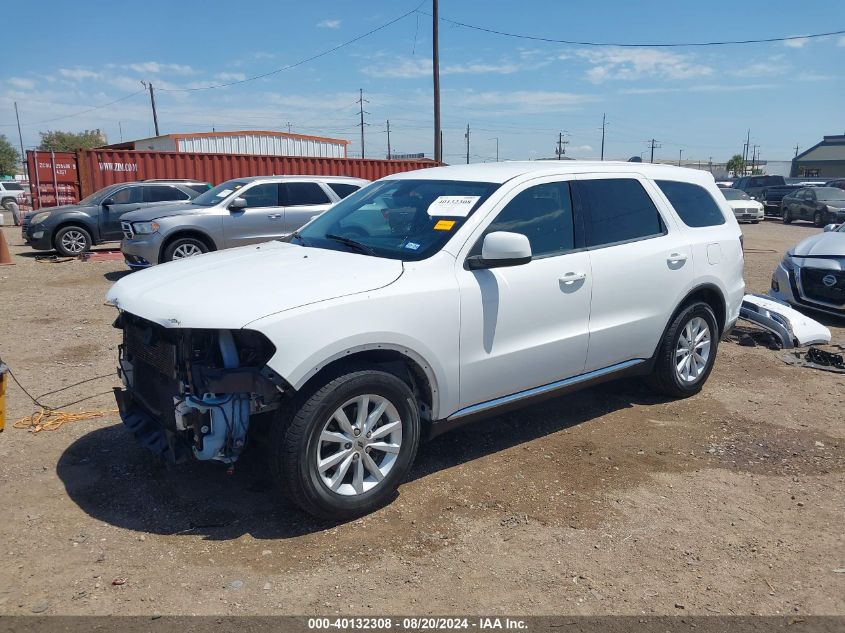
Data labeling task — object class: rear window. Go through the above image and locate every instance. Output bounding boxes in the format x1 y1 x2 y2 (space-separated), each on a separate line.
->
579 178 666 248
183 183 211 194
328 182 361 199
145 185 190 203
281 182 331 206
657 180 726 228
1 182 23 190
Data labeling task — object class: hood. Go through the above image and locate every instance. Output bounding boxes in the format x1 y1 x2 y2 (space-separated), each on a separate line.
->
790 232 845 258
727 199 762 210
106 241 404 329
120 203 205 223
31 203 93 217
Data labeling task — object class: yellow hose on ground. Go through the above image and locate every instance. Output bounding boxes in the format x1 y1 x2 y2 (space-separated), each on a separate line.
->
13 408 119 433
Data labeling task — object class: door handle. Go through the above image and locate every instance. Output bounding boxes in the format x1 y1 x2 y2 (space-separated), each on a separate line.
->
559 272 586 284
667 253 688 264
267 213 282 220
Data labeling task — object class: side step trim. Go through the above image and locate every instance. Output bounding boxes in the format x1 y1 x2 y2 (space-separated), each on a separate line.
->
448 359 646 421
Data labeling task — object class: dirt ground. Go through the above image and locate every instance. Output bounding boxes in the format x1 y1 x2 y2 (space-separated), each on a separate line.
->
0 218 842 616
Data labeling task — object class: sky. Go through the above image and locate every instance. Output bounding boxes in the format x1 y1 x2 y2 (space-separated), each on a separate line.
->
2 0 844 165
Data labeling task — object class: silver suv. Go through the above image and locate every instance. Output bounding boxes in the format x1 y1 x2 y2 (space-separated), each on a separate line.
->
120 175 368 267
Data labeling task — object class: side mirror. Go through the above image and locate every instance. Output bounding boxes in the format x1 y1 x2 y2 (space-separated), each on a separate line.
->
466 231 532 270
228 197 247 211
823 223 840 232
102 197 114 206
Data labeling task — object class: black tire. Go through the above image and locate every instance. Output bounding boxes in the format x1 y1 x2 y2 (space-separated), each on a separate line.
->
813 210 825 228
270 369 420 520
782 208 792 224
751 220 760 224
53 225 92 256
162 236 208 262
1 198 14 211
646 301 720 399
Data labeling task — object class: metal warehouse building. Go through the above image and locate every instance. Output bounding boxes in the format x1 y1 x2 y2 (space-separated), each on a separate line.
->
106 130 350 159
791 134 845 178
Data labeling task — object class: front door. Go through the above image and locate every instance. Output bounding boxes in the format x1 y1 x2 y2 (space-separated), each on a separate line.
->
100 186 144 240
575 174 694 372
222 182 285 247
456 178 591 410
280 181 335 234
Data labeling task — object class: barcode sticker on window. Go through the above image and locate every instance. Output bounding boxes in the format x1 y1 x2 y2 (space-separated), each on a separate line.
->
427 195 480 217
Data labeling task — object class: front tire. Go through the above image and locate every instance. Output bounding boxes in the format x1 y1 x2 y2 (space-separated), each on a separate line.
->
162 236 208 262
647 302 719 398
54 225 92 256
782 207 792 224
271 369 420 520
813 210 825 228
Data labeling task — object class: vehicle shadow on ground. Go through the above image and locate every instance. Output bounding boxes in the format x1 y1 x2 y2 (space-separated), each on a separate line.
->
104 270 132 282
56 378 667 541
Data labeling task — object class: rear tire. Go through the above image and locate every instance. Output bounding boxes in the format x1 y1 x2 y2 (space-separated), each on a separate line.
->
813 211 825 228
782 208 792 224
270 369 420 520
646 301 719 399
54 225 92 256
162 236 208 262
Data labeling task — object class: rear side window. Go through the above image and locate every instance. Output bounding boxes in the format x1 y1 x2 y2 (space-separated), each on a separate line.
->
145 185 190 203
110 186 144 204
1 182 23 191
473 182 574 258
281 182 331 206
327 182 361 199
579 178 665 248
656 180 725 228
183 183 211 195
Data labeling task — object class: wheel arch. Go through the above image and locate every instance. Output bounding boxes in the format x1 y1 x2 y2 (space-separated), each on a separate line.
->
670 283 728 338
52 219 96 247
159 229 217 263
289 344 439 423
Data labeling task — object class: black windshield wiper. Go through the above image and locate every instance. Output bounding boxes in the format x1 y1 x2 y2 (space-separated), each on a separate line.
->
324 233 376 256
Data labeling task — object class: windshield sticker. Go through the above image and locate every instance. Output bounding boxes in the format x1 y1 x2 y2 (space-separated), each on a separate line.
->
405 241 421 251
433 219 456 231
427 195 480 217
215 189 233 198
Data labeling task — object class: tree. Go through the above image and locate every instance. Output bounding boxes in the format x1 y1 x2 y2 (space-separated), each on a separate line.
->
725 154 745 176
0 134 20 176
37 129 107 152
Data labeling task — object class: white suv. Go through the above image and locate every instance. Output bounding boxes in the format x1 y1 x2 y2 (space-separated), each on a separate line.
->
108 162 745 519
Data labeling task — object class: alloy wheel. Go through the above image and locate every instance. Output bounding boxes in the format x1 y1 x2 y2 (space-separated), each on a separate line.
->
315 394 402 496
60 230 87 254
172 243 203 259
675 317 711 383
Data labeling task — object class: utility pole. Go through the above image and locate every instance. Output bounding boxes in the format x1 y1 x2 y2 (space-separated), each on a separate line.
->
648 138 661 163
465 124 470 164
708 156 713 173
432 0 441 163
743 128 750 175
13 101 26 178
600 113 606 161
118 121 123 142
489 137 499 162
751 144 759 174
556 132 569 159
386 120 391 160
357 88 369 159
678 149 683 166
794 144 800 158
141 81 160 136
286 122 292 133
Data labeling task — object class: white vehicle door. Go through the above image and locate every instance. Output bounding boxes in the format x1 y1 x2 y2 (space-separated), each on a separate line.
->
222 182 285 247
280 181 335 234
455 177 592 410
575 174 694 372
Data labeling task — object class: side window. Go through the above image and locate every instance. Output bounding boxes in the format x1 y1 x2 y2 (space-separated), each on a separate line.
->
145 185 189 202
240 183 279 208
110 187 143 204
327 182 361 199
656 180 725 228
281 182 332 206
579 178 665 248
473 182 574 258
806 190 816 201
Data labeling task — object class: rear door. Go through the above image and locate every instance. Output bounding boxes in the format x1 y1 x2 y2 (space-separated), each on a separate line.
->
575 174 694 372
100 186 145 240
221 182 285 247
280 181 335 234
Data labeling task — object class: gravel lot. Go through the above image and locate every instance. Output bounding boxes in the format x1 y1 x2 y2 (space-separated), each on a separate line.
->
0 219 843 616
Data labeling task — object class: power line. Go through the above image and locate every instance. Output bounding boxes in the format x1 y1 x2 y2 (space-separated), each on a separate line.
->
2 90 145 128
159 3 424 92
419 11 845 47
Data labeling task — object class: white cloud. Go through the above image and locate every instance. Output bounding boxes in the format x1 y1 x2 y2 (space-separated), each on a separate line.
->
838 36 845 47
783 36 810 48
570 144 593 153
577 48 713 83
317 19 341 29
8 77 35 89
729 59 789 78
59 67 102 81
621 83 776 95
126 62 194 75
451 90 598 113
215 72 246 82
363 57 520 79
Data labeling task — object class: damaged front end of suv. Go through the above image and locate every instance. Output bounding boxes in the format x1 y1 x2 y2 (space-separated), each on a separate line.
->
113 311 286 465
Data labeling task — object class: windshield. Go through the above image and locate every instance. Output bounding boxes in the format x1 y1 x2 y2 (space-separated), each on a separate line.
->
191 179 249 206
721 189 750 201
294 179 500 261
815 187 845 201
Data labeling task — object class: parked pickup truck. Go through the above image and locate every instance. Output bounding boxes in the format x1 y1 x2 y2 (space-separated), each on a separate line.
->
759 184 804 216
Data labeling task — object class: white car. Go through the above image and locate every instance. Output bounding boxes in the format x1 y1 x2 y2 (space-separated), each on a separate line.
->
720 187 764 223
107 162 745 519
